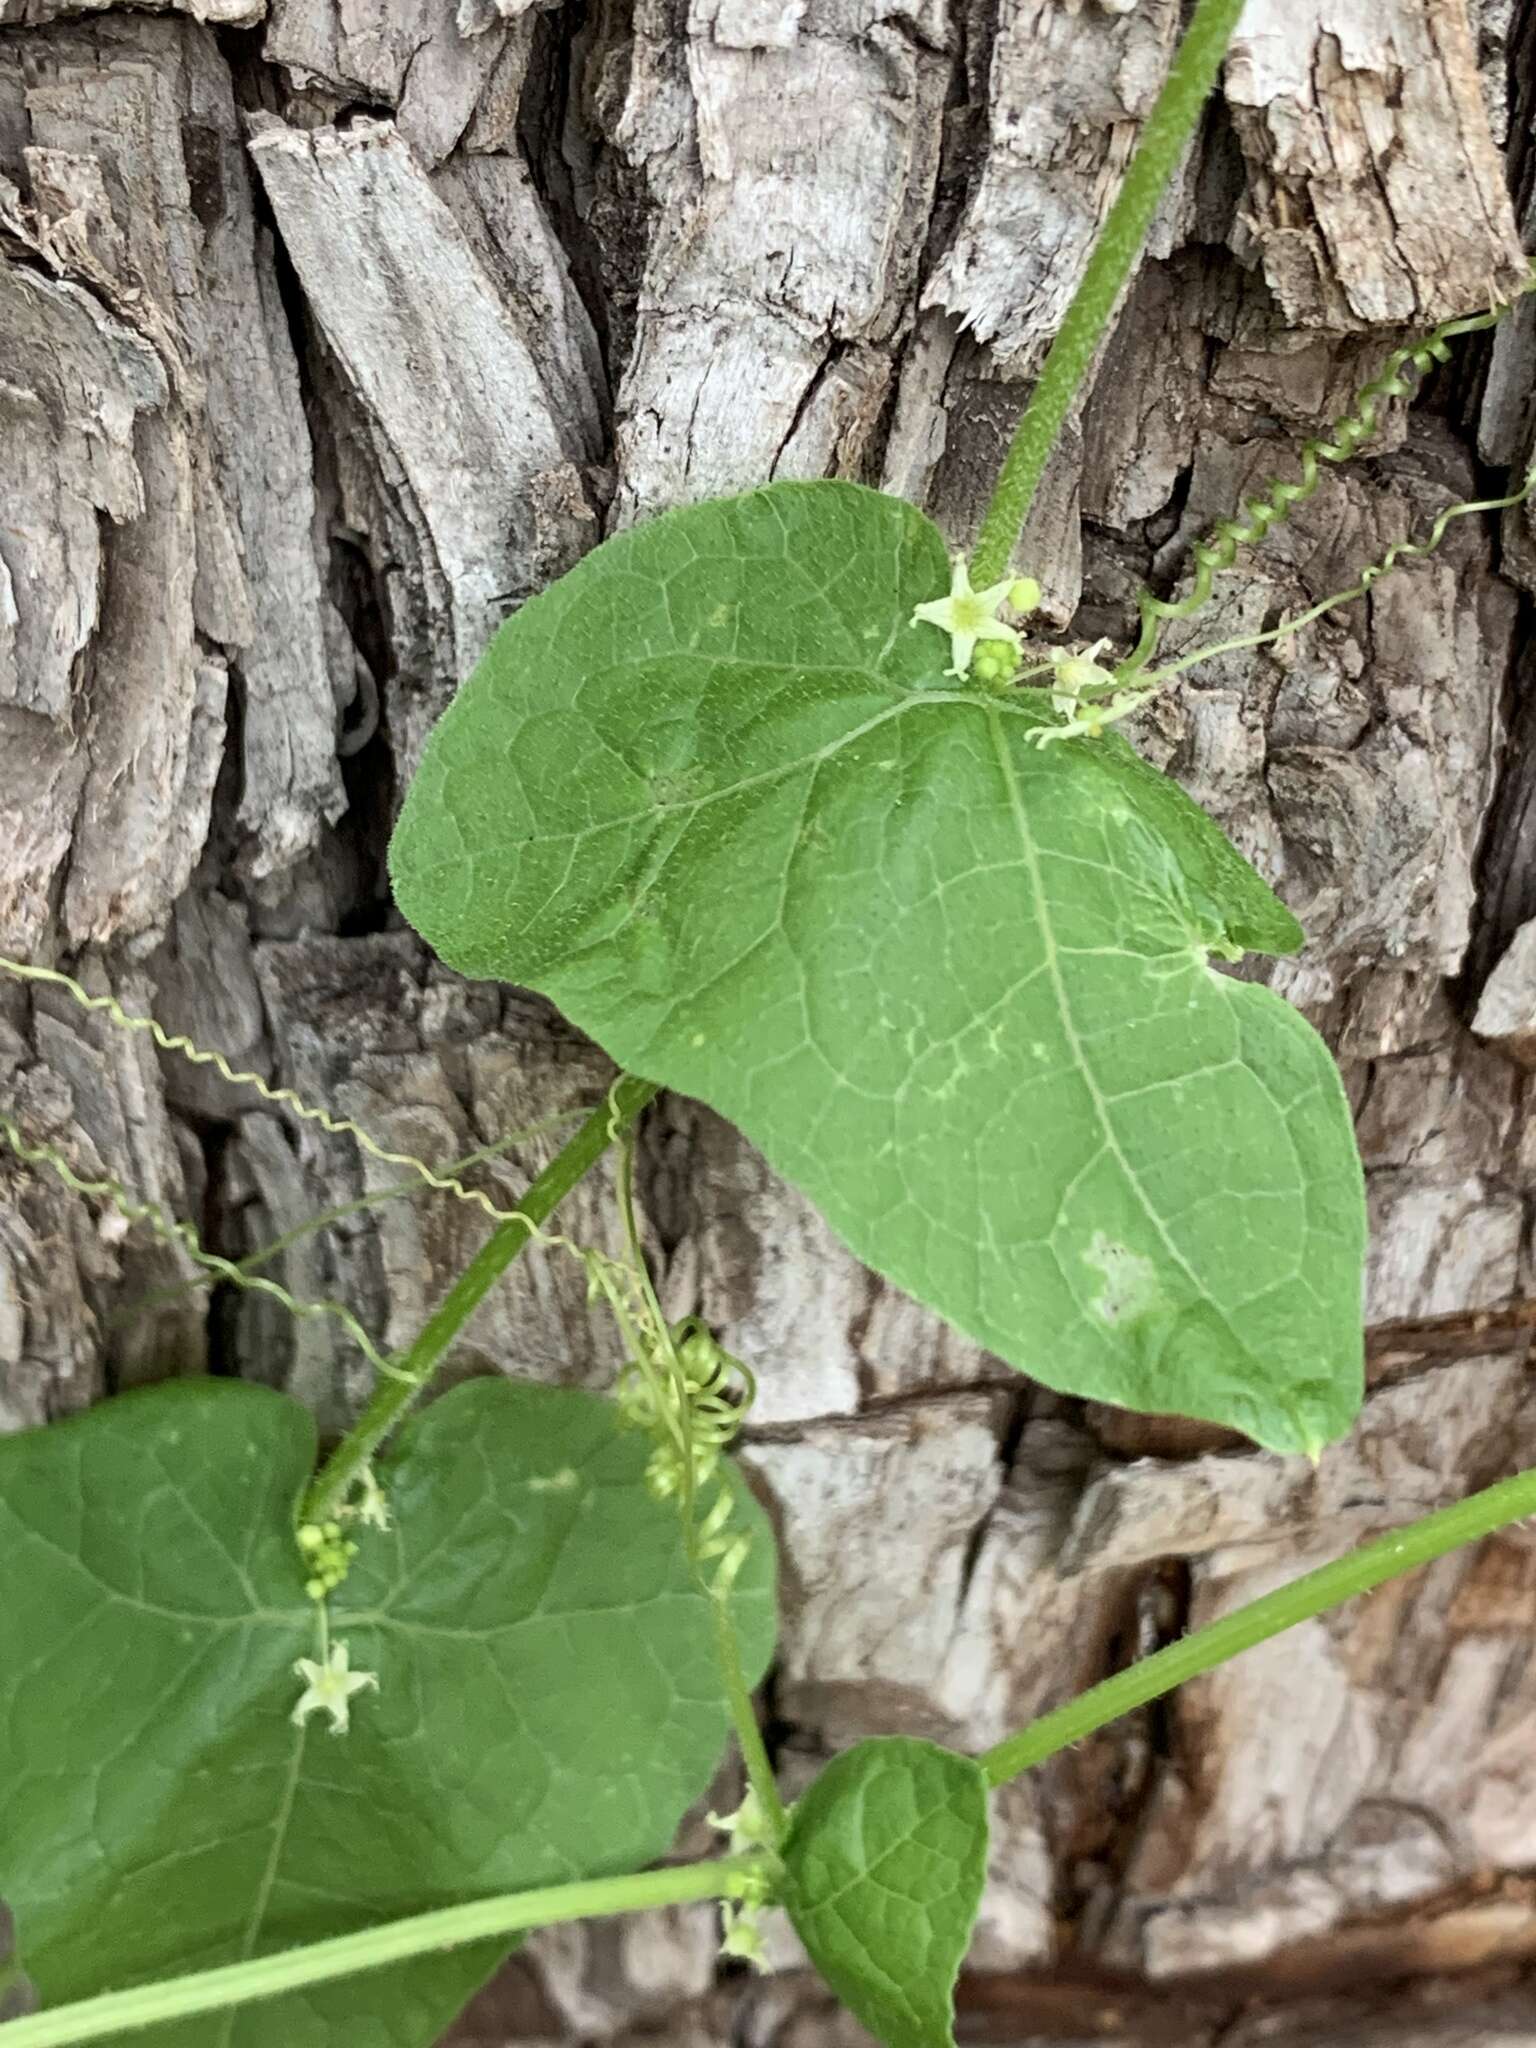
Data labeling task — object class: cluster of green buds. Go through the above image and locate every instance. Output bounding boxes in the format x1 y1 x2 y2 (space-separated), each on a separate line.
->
294 1464 391 1601
296 1519 359 1601
970 640 1022 692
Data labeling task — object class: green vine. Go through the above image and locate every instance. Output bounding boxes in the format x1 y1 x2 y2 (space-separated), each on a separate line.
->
970 0 1248 585
0 1861 765 2048
299 1073 659 1526
3 0 1532 2039
13 1453 1536 2046
592 1126 782 1842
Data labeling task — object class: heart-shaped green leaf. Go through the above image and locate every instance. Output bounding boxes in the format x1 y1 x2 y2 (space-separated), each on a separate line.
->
783 1737 989 2048
390 480 1365 1453
0 1377 775 2046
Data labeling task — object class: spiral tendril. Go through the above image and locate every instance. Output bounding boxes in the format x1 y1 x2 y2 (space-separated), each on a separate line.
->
0 954 556 1229
1037 463 1536 745
1120 286 1535 679
0 1111 405 1377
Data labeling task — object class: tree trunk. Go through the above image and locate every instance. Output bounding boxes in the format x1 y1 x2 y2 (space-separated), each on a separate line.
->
4 1 1536 2042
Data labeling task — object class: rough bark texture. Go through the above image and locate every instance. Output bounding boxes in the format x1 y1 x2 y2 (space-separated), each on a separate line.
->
3 0 1536 2042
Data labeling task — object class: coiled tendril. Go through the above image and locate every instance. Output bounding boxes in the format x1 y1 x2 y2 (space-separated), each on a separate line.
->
1119 288 1534 681
1036 459 1536 746
615 1320 754 1499
0 955 552 1228
0 1110 404 1378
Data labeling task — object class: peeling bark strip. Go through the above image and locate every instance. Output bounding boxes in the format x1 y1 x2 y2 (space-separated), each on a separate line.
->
1224 0 1527 327
247 107 602 769
3 0 1536 2041
0 16 339 948
600 0 947 519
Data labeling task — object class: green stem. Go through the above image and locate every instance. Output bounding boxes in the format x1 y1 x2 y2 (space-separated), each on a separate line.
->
969 0 1245 587
981 1460 1536 1789
302 1074 659 1524
712 1591 790 1843
0 1857 760 2048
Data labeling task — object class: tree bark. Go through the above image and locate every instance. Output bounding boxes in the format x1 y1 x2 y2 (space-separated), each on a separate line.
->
3 1 1536 2042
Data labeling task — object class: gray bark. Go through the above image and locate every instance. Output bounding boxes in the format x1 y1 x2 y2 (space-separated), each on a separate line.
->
3 0 1536 2042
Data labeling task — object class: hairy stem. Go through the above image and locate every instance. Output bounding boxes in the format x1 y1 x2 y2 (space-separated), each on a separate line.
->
0 1857 761 2047
969 0 1244 587
981 1460 1536 1788
302 1075 658 1523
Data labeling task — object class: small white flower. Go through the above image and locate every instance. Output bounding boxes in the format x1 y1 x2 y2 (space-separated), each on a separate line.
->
911 559 1030 679
291 1640 378 1736
1045 637 1118 717
707 1786 777 1854
708 1791 781 1973
350 1465 392 1532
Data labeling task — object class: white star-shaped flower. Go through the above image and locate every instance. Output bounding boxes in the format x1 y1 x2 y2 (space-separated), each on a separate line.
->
1045 637 1117 716
1032 636 1149 745
911 560 1033 679
349 1465 391 1532
291 1640 378 1736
